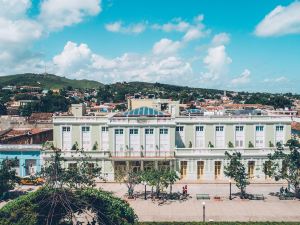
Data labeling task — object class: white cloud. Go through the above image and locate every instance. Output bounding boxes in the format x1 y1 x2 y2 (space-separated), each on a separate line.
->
255 1 300 37
105 21 121 32
0 0 31 19
0 18 42 45
212 33 230 45
0 0 102 74
53 41 92 73
152 38 181 55
201 45 232 81
152 18 190 32
183 28 204 42
105 21 146 34
231 69 251 85
0 0 43 68
152 14 207 38
51 41 192 83
263 76 289 83
39 0 102 30
194 14 204 23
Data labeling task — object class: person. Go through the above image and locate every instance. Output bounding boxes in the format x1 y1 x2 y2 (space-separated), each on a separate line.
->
185 185 188 195
182 186 185 195
29 163 35 175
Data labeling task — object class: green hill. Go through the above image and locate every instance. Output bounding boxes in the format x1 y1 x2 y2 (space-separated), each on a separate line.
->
0 73 103 89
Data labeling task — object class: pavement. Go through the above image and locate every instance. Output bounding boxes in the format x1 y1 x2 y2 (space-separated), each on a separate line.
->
98 183 300 222
1 183 300 222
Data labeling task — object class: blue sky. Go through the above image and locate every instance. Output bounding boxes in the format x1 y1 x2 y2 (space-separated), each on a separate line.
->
1 0 300 93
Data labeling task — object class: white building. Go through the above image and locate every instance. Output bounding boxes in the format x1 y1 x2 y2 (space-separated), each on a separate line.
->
44 104 292 182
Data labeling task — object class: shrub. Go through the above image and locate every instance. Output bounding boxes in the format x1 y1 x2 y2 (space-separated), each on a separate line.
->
0 187 137 225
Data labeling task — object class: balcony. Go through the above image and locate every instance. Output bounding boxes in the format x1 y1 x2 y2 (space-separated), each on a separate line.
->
110 150 175 159
174 147 290 157
42 150 110 160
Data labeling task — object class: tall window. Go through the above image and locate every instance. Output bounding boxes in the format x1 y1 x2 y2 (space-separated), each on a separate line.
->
145 128 155 152
197 161 205 179
235 126 244 148
255 125 264 148
248 161 255 179
214 161 221 179
129 128 140 151
101 127 109 151
159 128 169 151
275 125 284 145
175 126 185 147
62 126 71 150
180 161 187 179
195 126 205 148
215 126 225 148
115 129 124 151
81 126 91 150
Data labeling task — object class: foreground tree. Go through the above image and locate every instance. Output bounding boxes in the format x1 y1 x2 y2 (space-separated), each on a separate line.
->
224 151 249 198
0 158 20 198
264 139 300 198
0 150 137 224
0 187 136 225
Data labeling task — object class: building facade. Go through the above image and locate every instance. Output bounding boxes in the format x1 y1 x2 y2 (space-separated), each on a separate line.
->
0 144 42 177
46 105 292 182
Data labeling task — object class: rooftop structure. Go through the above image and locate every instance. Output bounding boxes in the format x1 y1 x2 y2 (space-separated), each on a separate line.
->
121 107 168 117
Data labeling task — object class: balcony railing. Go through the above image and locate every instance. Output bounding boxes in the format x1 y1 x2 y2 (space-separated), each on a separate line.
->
175 147 289 157
110 150 175 158
42 150 110 160
0 144 42 151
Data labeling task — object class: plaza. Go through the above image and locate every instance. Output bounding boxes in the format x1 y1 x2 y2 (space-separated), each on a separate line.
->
98 182 300 222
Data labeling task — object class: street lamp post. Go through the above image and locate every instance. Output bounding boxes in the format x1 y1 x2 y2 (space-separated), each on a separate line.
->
229 179 232 200
142 181 147 200
202 201 205 222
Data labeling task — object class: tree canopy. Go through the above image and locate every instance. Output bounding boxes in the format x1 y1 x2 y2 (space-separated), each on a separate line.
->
264 139 300 198
0 158 20 197
0 187 137 225
224 151 249 198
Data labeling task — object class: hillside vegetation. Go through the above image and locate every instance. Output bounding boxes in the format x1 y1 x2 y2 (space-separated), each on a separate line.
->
0 73 103 89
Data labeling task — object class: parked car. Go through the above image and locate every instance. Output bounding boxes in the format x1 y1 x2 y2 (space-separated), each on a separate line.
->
19 176 45 186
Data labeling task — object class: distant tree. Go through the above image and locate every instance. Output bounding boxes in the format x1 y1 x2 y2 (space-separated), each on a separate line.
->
228 141 234 148
264 139 300 198
140 169 178 198
115 169 140 199
39 94 70 112
0 158 20 197
164 170 179 194
19 102 39 116
115 104 127 111
15 94 38 101
0 103 7 115
224 151 250 198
